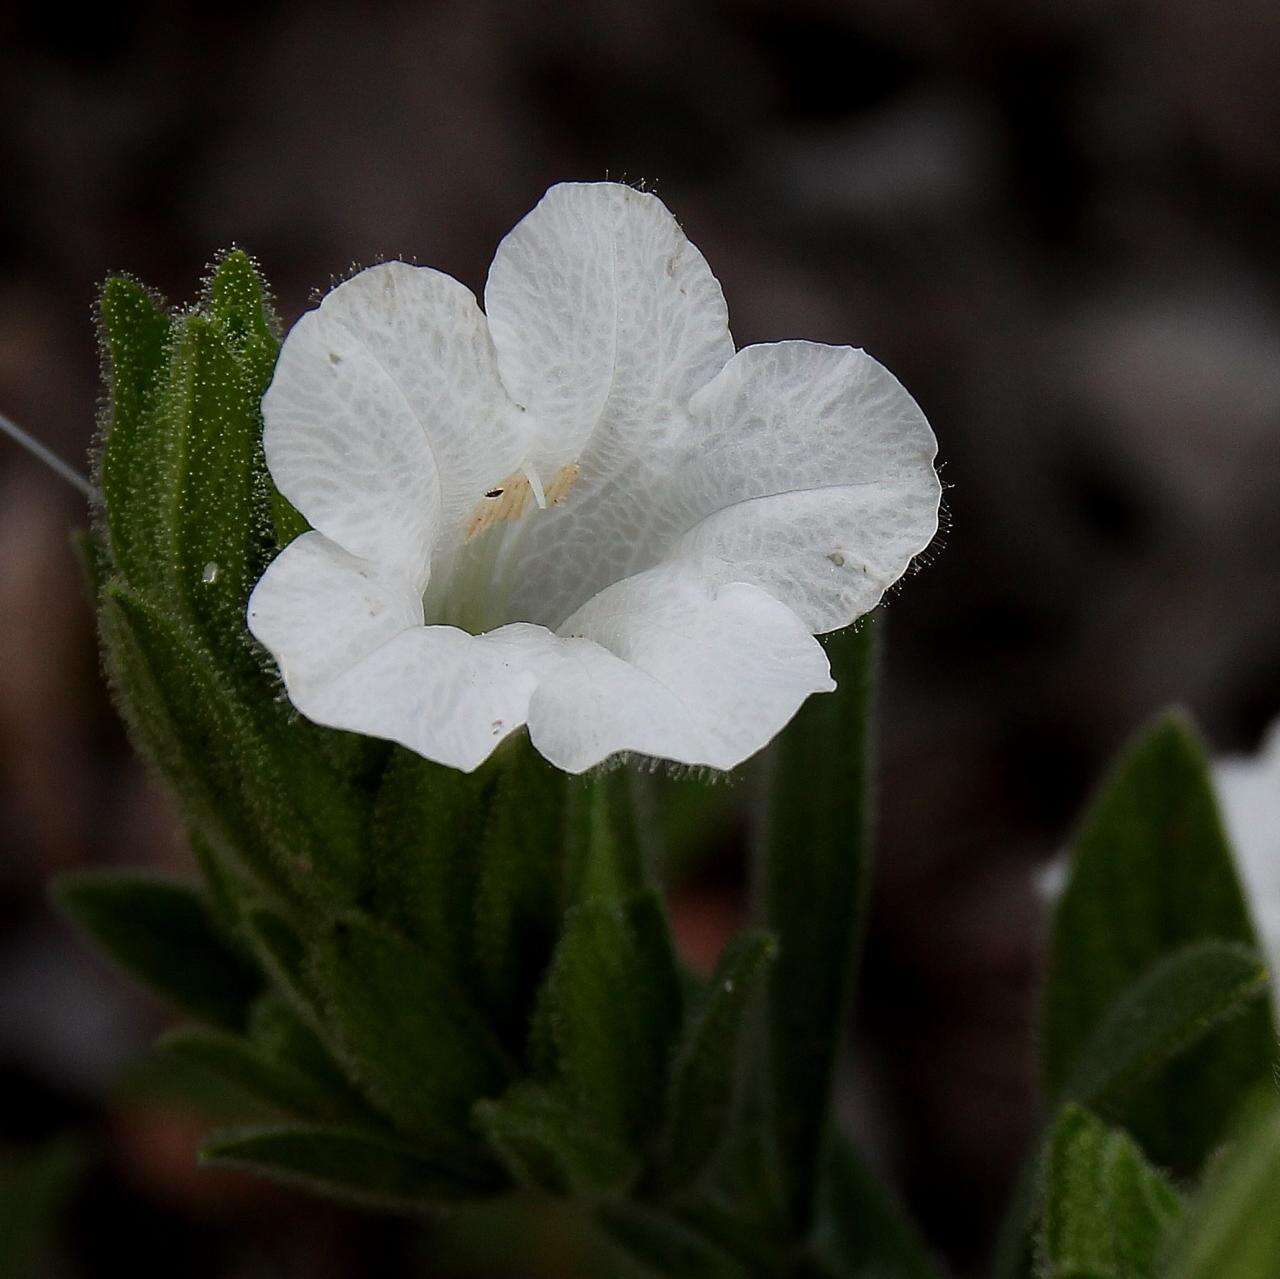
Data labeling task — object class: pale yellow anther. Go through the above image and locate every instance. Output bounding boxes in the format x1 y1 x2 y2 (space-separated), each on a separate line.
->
465 462 581 542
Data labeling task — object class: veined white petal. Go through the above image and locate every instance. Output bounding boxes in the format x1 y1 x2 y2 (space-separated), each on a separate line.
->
248 531 563 772
503 341 939 633
484 182 733 477
673 341 941 632
527 561 833 773
263 263 524 582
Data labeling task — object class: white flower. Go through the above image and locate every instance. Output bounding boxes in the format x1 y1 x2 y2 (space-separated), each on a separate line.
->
247 182 940 773
1215 718 1280 1009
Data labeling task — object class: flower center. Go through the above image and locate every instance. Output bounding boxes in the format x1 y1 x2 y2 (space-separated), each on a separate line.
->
464 461 581 542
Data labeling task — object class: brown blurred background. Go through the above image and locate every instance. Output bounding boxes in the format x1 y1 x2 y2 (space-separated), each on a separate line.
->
2 1 1279 1275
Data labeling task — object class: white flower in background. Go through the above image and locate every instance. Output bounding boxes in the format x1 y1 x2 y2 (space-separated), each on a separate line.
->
1215 717 1280 1006
248 182 940 773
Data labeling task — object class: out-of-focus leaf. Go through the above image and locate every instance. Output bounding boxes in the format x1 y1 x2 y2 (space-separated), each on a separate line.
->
474 1081 636 1197
1060 941 1269 1120
761 618 878 1229
312 913 511 1157
810 1132 940 1279
658 930 777 1192
597 1201 749 1279
1038 1105 1182 1279
1165 1101 1280 1279
53 870 260 1029
564 767 645 907
1043 712 1277 1172
536 890 683 1149
0 1139 82 1279
201 1124 499 1211
156 1024 359 1123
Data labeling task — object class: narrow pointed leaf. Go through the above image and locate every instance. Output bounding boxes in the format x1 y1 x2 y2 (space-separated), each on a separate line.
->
659 930 778 1191
537 890 683 1148
1039 1105 1182 1279
156 1025 352 1121
810 1132 940 1279
474 1082 636 1196
1043 712 1277 1171
761 618 878 1228
96 275 172 596
1060 941 1269 1120
201 1124 500 1211
1166 1102 1280 1279
564 767 646 907
312 913 511 1151
53 870 260 1029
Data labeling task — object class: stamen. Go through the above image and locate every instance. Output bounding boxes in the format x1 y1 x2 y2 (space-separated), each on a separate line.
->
0 411 97 501
464 461 582 542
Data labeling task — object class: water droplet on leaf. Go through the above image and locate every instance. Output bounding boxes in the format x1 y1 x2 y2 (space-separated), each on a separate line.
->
201 561 220 584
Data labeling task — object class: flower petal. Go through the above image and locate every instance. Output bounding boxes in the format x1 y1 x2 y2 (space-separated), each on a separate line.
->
526 561 833 773
263 263 522 583
671 341 941 632
248 531 562 772
484 182 733 475
501 340 939 633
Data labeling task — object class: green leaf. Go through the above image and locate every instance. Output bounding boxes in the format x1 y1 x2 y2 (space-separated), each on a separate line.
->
1038 1105 1182 1279
0 1139 82 1279
471 742 566 1043
69 527 112 604
159 311 274 662
596 1201 749 1279
101 583 369 904
311 913 511 1152
1043 712 1277 1171
53 870 260 1029
203 248 279 383
241 904 318 1018
761 618 878 1228
156 1023 359 1122
658 930 778 1192
201 1124 499 1211
96 274 172 597
537 890 683 1149
564 767 646 907
810 1132 940 1279
1166 1102 1280 1279
1060 941 1270 1121
474 1081 636 1197
368 747 495 973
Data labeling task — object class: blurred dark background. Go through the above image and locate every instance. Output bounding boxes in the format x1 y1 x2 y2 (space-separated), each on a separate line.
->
2 1 1279 1274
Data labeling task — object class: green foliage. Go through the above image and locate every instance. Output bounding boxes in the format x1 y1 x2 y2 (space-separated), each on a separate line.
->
658 931 777 1193
1165 1101 1280 1279
1058 941 1269 1122
596 1201 749 1279
474 1082 637 1197
535 890 683 1150
0 1139 83 1279
54 870 260 1028
201 1124 499 1211
761 619 878 1229
810 1135 940 1279
1038 1105 1182 1278
312 912 512 1155
1043 713 1277 1172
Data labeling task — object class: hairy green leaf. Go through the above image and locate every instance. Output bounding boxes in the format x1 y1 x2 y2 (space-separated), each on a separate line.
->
537 890 683 1149
1039 1105 1182 1279
1043 712 1277 1171
53 870 260 1028
474 1081 636 1197
659 930 778 1192
312 913 511 1153
1166 1102 1280 1279
761 618 878 1228
201 1124 499 1211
